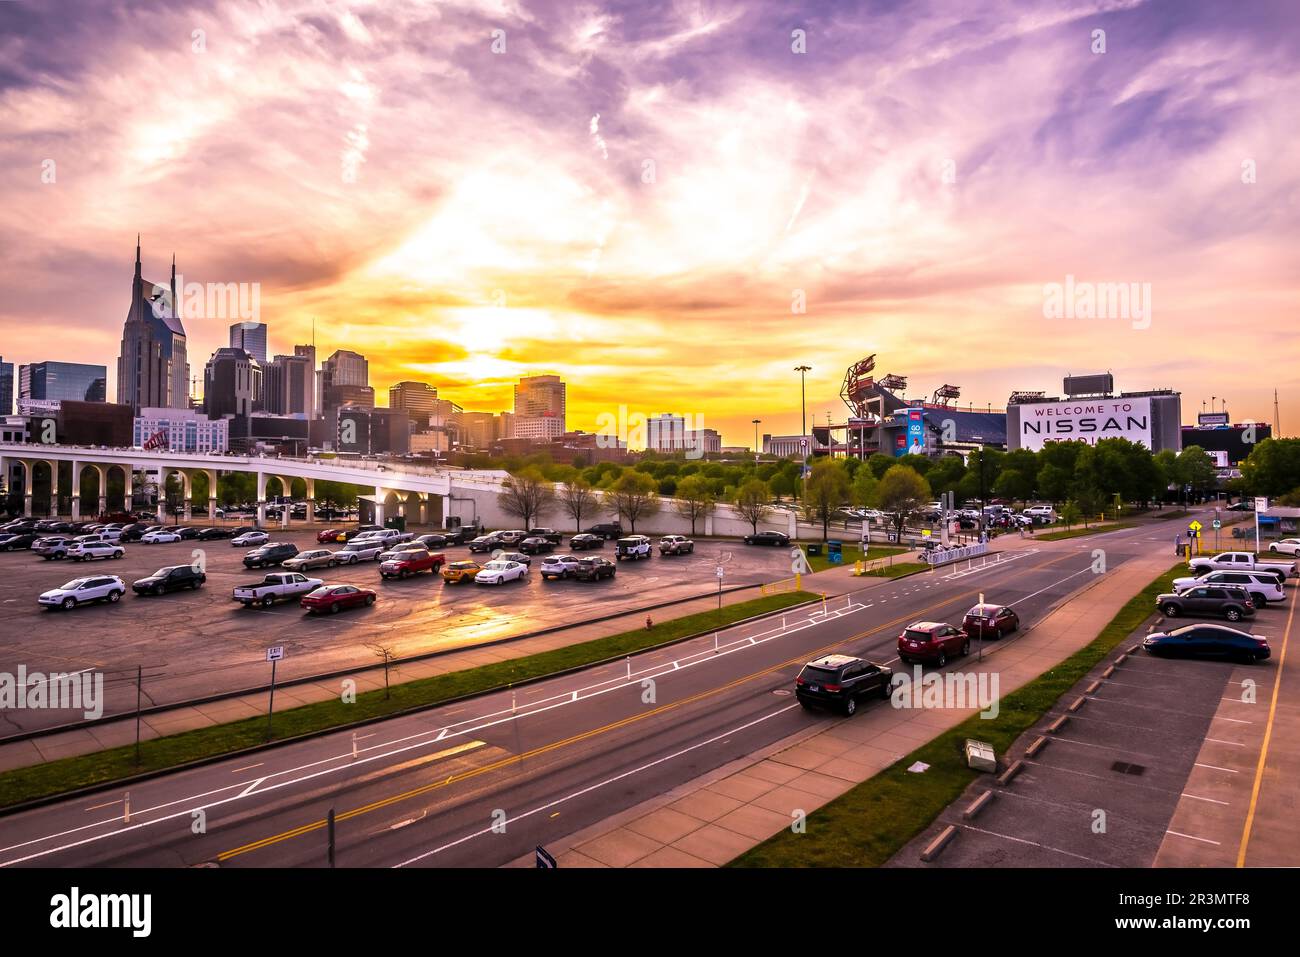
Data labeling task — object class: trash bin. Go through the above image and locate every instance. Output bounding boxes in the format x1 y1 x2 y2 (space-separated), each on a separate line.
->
827 540 843 565
806 543 822 556
384 516 407 533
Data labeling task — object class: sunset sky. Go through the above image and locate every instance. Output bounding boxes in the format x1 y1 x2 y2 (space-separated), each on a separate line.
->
1 0 1297 446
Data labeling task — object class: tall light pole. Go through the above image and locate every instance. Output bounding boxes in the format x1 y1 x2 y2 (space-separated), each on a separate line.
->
752 419 761 462
795 365 811 456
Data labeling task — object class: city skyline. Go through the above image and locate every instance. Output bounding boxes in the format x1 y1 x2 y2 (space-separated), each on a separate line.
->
0 0 1296 446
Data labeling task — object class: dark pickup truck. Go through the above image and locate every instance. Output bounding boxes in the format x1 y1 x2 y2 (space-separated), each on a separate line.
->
242 542 300 569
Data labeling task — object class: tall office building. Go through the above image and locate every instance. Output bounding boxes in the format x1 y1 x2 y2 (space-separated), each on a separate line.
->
117 238 189 412
321 350 371 414
268 354 316 418
293 345 319 417
389 381 438 424
18 361 107 404
203 347 262 419
514 374 566 431
0 356 12 416
229 321 269 364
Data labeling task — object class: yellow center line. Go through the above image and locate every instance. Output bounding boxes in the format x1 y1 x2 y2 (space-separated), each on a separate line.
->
218 555 1078 862
1236 586 1295 867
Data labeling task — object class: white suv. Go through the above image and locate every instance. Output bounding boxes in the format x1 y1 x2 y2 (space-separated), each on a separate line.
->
39 575 127 610
1171 570 1286 607
69 540 126 561
539 555 581 580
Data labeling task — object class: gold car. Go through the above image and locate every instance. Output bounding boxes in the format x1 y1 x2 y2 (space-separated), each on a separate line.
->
441 560 482 583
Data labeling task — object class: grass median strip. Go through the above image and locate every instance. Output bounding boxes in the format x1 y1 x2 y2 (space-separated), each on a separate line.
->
729 562 1183 868
1035 521 1137 542
800 545 905 574
0 590 817 811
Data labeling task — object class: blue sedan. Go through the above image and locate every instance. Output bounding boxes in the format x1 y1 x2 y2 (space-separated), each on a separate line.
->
1143 623 1270 663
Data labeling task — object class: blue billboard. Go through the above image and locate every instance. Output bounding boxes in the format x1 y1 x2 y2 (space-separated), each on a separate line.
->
897 408 925 456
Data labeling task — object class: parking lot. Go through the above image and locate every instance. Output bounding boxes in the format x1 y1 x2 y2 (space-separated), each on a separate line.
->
891 583 1293 868
0 524 795 735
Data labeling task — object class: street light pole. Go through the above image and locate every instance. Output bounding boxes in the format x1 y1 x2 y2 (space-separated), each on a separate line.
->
795 365 811 455
752 419 761 462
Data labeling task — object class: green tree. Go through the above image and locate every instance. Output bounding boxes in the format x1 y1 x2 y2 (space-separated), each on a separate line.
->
876 465 931 541
803 460 852 541
498 467 555 530
1059 499 1082 530
850 467 879 509
610 471 659 532
673 475 717 535
1240 438 1300 497
867 453 896 480
993 468 1032 505
734 478 773 534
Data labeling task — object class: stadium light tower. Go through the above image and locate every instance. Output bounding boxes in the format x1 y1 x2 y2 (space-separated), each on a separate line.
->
795 365 811 456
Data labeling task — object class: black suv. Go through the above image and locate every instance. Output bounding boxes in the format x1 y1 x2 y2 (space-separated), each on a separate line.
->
585 523 624 540
519 536 555 555
195 527 233 540
133 565 206 596
527 527 564 545
573 556 617 581
445 525 483 546
795 655 893 716
243 542 300 569
118 523 151 542
1158 585 1256 623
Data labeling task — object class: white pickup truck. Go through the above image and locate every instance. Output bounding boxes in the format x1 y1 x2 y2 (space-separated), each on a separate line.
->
1187 551 1295 584
232 572 325 608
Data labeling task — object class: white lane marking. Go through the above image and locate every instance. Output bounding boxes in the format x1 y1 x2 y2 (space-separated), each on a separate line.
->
229 764 264 774
1180 793 1230 806
1167 830 1221 846
393 703 800 867
1205 738 1244 747
958 824 1116 866
239 777 267 798
1194 763 1238 773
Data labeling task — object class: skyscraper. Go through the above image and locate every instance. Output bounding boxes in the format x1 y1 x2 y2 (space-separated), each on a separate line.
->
514 374 566 431
0 356 13 416
293 344 318 417
18 361 107 404
321 349 371 413
116 238 189 412
267 353 315 417
389 381 438 425
203 347 262 419
229 321 269 364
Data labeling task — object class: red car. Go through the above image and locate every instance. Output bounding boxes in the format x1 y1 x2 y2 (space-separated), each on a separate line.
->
380 550 445 580
301 584 376 614
962 603 1020 640
317 528 346 544
897 620 970 666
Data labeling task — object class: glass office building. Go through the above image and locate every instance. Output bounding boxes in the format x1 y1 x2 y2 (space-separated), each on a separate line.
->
18 361 107 404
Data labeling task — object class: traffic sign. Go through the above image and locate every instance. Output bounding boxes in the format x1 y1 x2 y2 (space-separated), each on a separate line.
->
535 845 558 869
1188 520 1203 532
716 566 725 579
1212 519 1221 529
266 646 285 662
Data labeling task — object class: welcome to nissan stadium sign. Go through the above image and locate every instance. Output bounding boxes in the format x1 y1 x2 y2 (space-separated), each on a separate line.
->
1016 397 1152 450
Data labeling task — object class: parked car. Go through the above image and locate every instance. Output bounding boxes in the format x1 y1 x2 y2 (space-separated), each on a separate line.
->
585 523 624 540
1143 623 1270 662
117 523 151 542
317 528 348 544
33 536 75 560
334 540 385 564
1157 585 1256 623
658 535 695 556
615 535 652 561
573 556 617 581
743 530 790 547
352 528 413 546
468 533 506 553
232 530 269 547
475 559 528 585
498 551 531 566
539 555 581 579
795 654 893 715
141 529 183 544
378 542 431 562
0 532 39 551
1171 570 1286 608
233 572 325 607
1268 538 1300 556
415 533 449 549
195 527 233 540
962 604 1020 639
520 536 555 555
1186 551 1294 585
301 584 377 614
526 527 564 545
282 549 339 572
444 525 483 545
68 540 125 562
242 542 299 569
898 620 970 666
493 530 529 547
569 533 604 551
380 549 445 579
1225 501 1255 512
441 560 483 584
176 526 203 540
39 575 127 610
133 565 206 596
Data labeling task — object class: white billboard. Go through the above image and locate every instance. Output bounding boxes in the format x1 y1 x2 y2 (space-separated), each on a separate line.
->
1017 396 1153 450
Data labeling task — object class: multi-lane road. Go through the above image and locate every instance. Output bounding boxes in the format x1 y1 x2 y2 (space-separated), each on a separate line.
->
0 519 1191 868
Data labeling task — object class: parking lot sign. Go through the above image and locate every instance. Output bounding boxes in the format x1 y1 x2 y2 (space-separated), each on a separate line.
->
266 646 285 662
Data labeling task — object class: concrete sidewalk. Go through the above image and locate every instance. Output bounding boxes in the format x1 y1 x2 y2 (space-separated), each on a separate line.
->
508 550 1177 868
